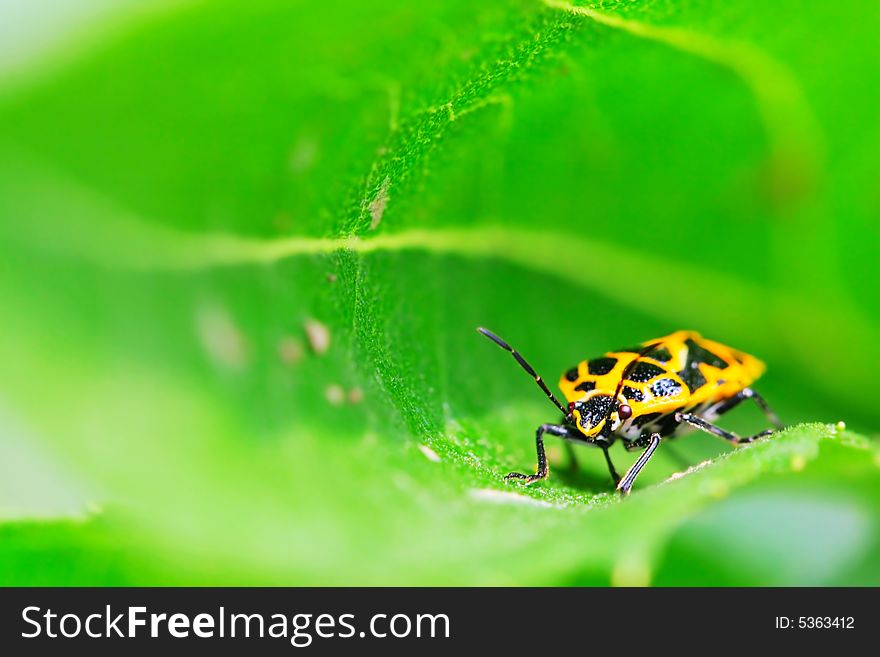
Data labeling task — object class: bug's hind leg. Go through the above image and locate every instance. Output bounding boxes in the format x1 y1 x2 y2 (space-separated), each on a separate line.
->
617 433 661 495
505 423 580 485
745 388 783 430
713 388 783 430
675 412 774 444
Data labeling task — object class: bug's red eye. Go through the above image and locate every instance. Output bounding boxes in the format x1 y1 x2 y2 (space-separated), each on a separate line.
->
568 402 576 412
618 404 633 420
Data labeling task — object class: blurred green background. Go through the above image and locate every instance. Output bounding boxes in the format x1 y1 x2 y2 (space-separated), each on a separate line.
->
0 0 878 586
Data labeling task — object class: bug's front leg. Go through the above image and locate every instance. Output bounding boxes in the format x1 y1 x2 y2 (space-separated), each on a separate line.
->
617 432 661 495
505 423 576 485
675 412 774 444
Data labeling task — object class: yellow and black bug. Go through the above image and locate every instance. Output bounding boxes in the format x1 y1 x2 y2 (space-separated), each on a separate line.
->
477 328 783 494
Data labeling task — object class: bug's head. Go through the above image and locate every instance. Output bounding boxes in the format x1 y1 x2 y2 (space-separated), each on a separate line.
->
567 392 616 438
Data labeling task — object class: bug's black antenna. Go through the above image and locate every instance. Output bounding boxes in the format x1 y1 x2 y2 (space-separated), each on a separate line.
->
477 327 570 418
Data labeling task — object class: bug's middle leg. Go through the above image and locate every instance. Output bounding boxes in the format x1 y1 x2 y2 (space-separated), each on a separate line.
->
675 412 774 444
601 445 621 485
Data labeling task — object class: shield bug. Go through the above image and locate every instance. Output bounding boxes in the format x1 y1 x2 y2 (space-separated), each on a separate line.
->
477 328 783 494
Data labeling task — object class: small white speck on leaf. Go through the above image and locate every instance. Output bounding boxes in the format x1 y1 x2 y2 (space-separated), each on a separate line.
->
278 336 304 365
469 488 554 508
304 318 330 355
325 384 345 405
836 420 846 432
664 458 712 484
195 303 247 369
418 444 441 462
368 176 391 230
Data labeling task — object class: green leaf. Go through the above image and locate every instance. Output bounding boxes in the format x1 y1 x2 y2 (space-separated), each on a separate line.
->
0 0 878 586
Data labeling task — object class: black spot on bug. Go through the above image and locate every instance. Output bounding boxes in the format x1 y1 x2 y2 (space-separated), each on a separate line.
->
650 378 682 398
633 412 662 428
678 364 707 393
564 367 580 382
587 357 617 375
622 386 644 402
573 394 613 430
575 381 596 393
649 347 673 363
628 361 666 383
684 338 728 369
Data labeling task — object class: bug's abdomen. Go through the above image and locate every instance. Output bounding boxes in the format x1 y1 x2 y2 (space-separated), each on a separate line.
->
611 331 765 405
659 331 764 404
